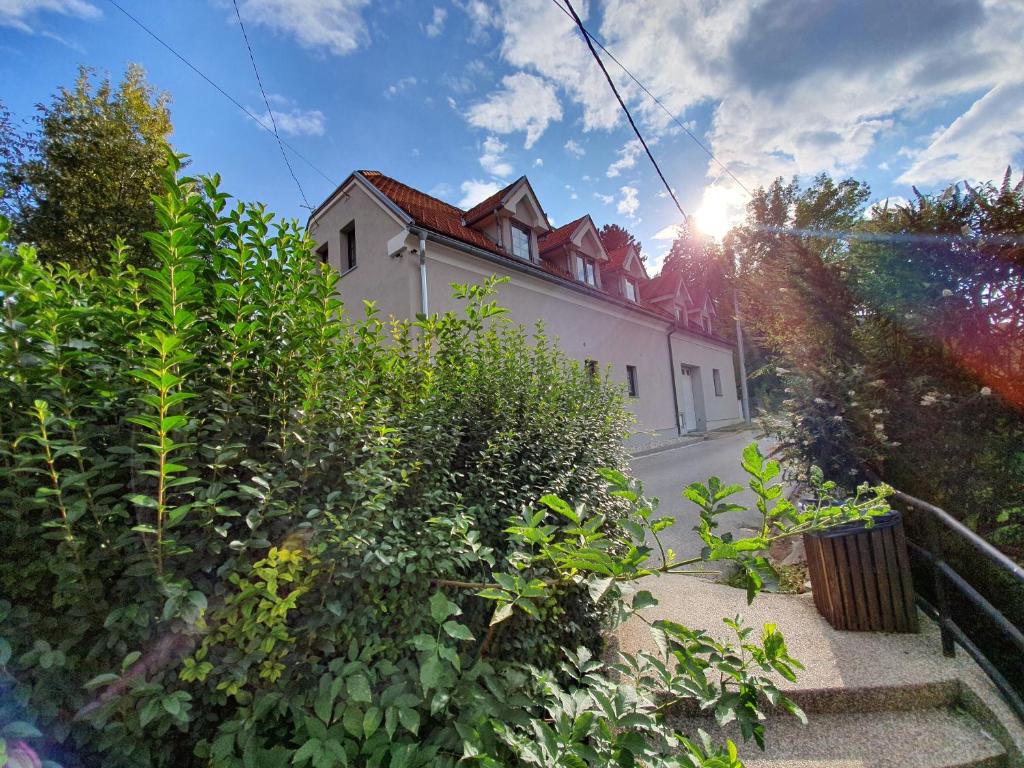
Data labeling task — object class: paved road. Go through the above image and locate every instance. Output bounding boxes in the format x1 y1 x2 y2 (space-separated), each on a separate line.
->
629 429 776 562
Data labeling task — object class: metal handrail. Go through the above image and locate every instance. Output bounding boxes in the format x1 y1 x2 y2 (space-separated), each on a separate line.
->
887 486 1024 722
888 487 1024 585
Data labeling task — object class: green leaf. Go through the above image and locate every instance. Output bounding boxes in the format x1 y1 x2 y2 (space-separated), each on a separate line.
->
429 591 457 624
442 621 474 642
84 672 120 690
346 674 372 703
632 590 658 611
539 494 578 523
490 603 514 627
419 654 442 691
1 722 42 739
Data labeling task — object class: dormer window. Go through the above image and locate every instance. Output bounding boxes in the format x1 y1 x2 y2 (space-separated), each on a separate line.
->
572 254 597 287
510 222 531 260
623 277 638 303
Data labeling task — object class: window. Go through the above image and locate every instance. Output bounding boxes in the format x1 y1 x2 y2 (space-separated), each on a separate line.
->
584 359 598 378
713 368 723 396
510 222 531 260
573 254 597 287
626 365 639 397
316 241 329 265
623 278 637 303
341 221 356 272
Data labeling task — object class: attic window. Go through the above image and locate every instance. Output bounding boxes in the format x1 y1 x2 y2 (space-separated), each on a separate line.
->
510 222 531 260
572 254 597 287
623 277 638 303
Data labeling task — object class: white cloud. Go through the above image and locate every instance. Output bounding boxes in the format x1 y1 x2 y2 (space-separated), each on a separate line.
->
565 184 578 200
865 195 910 218
429 181 455 201
564 138 585 157
652 224 684 240
479 135 514 178
533 158 544 167
616 185 639 218
252 105 326 136
424 5 446 37
897 80 1024 186
458 179 503 209
385 76 418 98
594 192 613 205
465 0 1024 221
465 72 563 149
607 139 642 178
0 0 99 32
233 0 371 56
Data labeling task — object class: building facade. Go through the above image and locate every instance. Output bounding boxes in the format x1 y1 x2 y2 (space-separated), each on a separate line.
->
308 171 744 443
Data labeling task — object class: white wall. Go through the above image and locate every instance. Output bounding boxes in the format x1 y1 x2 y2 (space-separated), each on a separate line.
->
307 181 418 323
309 186 744 442
670 333 743 430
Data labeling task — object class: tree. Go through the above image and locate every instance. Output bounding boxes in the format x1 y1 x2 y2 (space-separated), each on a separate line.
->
598 222 642 258
1 64 172 268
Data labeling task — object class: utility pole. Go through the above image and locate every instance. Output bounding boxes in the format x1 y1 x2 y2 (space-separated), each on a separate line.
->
733 286 752 423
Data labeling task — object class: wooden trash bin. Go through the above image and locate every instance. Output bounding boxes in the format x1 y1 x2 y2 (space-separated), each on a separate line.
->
803 511 919 633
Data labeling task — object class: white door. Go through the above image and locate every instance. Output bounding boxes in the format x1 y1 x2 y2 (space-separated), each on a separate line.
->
679 365 698 432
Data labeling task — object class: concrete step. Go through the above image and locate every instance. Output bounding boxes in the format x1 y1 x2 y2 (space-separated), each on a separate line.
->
667 679 963 718
671 706 1007 768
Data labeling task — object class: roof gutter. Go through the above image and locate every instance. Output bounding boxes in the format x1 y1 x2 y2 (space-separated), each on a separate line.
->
414 228 687 331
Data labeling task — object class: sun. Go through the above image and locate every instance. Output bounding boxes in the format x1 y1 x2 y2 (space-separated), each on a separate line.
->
694 186 741 240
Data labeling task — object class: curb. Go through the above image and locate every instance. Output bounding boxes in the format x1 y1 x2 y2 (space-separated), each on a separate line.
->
630 424 761 459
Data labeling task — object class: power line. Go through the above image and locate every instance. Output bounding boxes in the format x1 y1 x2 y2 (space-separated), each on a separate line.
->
103 0 338 192
561 0 688 224
230 0 311 209
550 0 752 197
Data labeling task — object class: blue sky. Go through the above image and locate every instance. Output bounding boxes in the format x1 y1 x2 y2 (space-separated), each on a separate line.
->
2 0 1023 271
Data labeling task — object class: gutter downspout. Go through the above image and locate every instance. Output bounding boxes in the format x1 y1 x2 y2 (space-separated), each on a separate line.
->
410 227 429 316
666 326 681 436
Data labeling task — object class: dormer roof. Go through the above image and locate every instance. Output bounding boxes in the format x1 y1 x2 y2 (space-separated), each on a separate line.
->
538 214 608 260
463 176 551 232
641 270 690 305
605 243 649 280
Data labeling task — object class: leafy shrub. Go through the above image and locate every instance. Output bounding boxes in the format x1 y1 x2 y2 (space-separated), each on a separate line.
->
0 156 887 767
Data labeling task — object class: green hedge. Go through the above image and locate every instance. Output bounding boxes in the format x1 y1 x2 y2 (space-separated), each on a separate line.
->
0 157 631 767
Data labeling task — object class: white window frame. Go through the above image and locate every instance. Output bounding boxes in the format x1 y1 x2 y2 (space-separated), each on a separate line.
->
623 277 637 303
573 254 597 287
510 222 531 261
713 368 723 396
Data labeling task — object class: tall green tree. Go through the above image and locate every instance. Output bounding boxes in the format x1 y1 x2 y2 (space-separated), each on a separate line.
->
1 64 172 268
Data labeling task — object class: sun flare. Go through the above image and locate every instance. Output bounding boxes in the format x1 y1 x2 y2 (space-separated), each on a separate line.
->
694 186 742 240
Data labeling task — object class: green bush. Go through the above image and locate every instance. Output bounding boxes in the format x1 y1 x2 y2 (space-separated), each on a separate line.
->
0 157 887 767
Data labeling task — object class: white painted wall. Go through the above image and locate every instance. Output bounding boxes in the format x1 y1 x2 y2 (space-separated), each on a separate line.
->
308 184 744 443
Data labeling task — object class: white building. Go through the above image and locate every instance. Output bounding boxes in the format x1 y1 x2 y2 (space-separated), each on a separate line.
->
308 171 743 444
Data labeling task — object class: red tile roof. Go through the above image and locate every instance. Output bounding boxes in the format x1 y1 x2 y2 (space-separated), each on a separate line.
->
350 171 729 344
463 177 522 224
538 215 587 254
641 270 681 301
360 171 502 255
604 244 632 270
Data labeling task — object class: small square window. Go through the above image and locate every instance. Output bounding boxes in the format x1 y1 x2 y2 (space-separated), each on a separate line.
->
316 241 329 265
341 221 356 271
510 223 531 260
713 368 723 396
584 359 598 378
626 365 639 397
